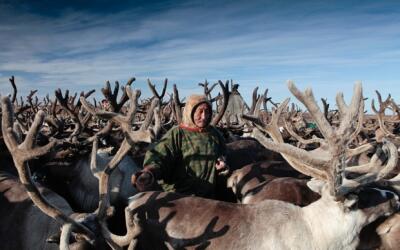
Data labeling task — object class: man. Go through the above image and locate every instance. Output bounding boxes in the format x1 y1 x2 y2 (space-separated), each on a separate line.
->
131 94 229 198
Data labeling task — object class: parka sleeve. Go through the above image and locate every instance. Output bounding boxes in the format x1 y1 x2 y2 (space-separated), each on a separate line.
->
142 127 181 179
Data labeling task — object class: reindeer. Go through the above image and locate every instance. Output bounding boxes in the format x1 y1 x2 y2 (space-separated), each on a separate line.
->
0 87 151 249
226 161 319 205
124 81 399 249
3 77 162 213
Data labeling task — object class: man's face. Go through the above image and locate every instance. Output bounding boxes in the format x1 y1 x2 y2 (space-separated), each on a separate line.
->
193 103 211 128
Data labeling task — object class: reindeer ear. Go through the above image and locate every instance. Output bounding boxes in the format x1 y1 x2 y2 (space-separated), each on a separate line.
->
306 179 325 194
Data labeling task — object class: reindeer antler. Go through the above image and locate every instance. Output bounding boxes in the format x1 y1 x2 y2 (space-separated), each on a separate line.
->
148 78 168 101
101 78 135 112
8 76 17 104
1 96 96 241
371 90 396 137
210 80 229 126
245 81 396 198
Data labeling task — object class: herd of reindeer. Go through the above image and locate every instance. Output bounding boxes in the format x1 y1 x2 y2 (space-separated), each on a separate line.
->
1 75 400 250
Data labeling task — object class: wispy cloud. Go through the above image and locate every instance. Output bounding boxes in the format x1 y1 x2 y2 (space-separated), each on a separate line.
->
1 0 400 110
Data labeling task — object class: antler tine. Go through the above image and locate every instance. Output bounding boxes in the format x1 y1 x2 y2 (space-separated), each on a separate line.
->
125 87 140 126
337 83 364 142
101 78 136 113
197 80 206 95
152 105 162 139
140 98 160 131
160 78 168 100
206 82 219 96
263 88 275 111
321 98 329 121
9 76 17 104
371 90 396 137
338 138 398 196
27 89 38 113
346 140 376 159
34 96 41 108
55 88 84 140
1 96 95 241
210 80 229 126
114 81 120 99
336 92 348 115
254 91 265 117
147 78 168 101
70 92 78 109
345 144 382 174
51 98 58 119
199 80 219 100
172 84 182 124
117 77 136 111
267 92 279 109
347 96 365 144
45 94 50 104
27 89 38 101
287 81 335 141
90 138 101 179
102 80 118 111
55 88 72 113
147 79 159 99
249 87 259 115
2 98 55 160
2 97 19 149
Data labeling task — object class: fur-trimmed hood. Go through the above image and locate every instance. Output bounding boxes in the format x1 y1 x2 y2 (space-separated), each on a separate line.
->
181 94 212 128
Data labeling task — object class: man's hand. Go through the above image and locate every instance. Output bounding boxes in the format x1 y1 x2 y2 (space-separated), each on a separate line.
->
215 157 230 176
131 169 155 192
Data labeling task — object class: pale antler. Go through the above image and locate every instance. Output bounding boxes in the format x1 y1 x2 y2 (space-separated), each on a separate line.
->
246 81 392 197
371 90 396 137
148 78 168 101
1 96 95 241
80 86 153 220
210 80 229 126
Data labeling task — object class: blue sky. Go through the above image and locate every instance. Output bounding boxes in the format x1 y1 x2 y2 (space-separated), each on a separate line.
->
0 0 399 111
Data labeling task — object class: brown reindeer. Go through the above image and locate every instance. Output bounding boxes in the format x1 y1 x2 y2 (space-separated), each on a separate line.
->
226 161 318 205
1 87 151 249
125 81 400 249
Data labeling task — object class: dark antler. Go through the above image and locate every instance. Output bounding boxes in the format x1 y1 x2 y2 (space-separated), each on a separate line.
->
172 84 183 124
101 77 135 112
148 78 168 101
8 76 17 104
210 80 229 126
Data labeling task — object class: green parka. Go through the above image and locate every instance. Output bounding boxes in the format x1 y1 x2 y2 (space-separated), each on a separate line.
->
143 95 226 198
